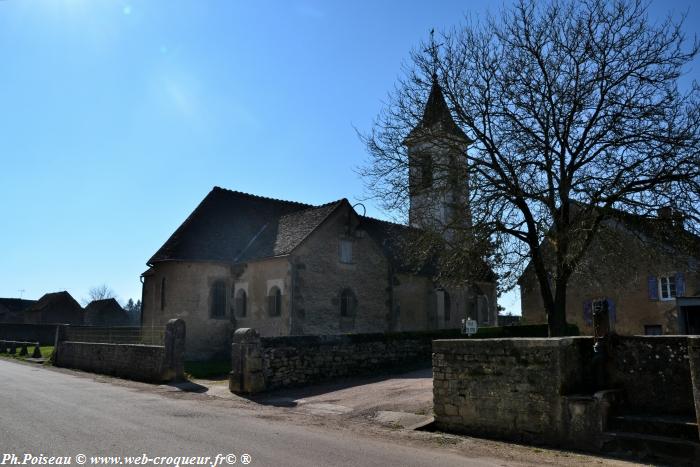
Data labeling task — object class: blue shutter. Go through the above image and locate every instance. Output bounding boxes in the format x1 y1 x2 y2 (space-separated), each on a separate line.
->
583 300 592 326
607 298 616 324
675 272 685 297
647 275 658 301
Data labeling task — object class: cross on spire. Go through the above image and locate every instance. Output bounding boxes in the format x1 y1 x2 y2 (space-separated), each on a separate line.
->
425 28 443 81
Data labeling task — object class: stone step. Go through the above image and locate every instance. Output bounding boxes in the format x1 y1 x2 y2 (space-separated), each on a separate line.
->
608 413 699 441
600 431 700 465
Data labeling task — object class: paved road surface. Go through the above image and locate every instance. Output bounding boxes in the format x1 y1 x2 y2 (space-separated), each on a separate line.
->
0 360 509 467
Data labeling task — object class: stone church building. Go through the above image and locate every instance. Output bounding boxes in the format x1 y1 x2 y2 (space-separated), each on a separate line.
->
141 80 497 359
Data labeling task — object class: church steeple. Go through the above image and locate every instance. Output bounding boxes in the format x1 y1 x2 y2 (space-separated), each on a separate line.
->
405 74 471 231
406 75 471 144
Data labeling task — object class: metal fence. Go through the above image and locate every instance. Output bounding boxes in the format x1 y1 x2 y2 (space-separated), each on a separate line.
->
63 326 166 346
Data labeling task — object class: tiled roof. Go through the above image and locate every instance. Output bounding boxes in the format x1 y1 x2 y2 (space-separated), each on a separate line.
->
149 187 346 264
26 291 82 313
84 298 124 315
0 298 36 314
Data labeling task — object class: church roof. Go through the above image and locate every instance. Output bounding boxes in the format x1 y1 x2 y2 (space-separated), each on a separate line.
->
406 77 471 143
148 187 348 264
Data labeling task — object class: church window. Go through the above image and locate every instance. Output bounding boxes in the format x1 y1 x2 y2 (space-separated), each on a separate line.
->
160 277 166 311
339 239 353 264
235 289 247 318
210 280 227 319
340 288 357 317
420 154 433 189
444 291 451 321
268 286 282 317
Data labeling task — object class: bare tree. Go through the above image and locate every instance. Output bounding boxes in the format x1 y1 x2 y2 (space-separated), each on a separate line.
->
361 0 700 335
83 284 117 305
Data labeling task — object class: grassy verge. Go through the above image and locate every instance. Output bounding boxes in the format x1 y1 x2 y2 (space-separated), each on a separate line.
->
0 345 53 363
184 360 231 379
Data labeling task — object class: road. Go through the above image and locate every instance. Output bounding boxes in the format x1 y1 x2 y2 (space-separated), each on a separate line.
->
0 359 512 467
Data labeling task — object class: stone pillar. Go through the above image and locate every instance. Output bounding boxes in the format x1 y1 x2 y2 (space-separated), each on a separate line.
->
52 325 67 364
688 336 700 441
31 343 42 359
229 328 266 394
164 319 186 381
19 343 28 356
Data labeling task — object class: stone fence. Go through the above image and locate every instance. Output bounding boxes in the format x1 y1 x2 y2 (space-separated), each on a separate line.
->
229 328 461 394
433 335 700 450
53 319 186 383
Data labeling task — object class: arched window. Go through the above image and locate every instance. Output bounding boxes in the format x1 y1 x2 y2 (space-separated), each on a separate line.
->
444 291 451 322
210 280 227 319
235 289 247 318
340 288 357 317
268 286 282 317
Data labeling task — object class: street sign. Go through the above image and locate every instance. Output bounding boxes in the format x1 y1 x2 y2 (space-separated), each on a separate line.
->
462 319 478 336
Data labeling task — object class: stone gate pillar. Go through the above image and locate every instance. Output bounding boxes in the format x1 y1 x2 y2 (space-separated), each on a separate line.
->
689 336 700 441
229 328 265 394
164 319 186 381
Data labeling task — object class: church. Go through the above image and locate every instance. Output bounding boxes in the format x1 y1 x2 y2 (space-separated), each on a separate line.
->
140 79 497 360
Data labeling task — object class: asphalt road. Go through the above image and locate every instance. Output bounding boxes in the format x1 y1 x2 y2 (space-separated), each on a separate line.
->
0 360 504 467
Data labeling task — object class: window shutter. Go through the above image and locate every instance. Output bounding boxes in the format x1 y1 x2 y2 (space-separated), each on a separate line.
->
606 298 616 324
675 272 685 297
647 275 658 301
583 300 592 326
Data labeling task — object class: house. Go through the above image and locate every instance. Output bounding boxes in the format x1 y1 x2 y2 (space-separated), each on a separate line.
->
24 291 84 325
520 207 700 335
141 79 497 360
84 298 129 326
0 298 37 323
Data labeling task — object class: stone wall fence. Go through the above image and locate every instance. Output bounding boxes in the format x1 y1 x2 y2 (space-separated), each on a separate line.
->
229 328 461 394
53 319 186 383
433 335 700 451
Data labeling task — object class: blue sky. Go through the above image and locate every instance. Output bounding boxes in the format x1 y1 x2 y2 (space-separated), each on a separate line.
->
1 1 698 314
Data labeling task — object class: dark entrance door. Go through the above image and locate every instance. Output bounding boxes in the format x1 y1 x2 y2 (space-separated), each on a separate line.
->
681 305 700 334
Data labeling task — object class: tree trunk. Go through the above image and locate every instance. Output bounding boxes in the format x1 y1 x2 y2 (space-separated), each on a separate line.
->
548 280 570 337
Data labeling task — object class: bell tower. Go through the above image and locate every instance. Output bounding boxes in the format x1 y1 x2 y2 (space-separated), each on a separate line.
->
405 76 472 234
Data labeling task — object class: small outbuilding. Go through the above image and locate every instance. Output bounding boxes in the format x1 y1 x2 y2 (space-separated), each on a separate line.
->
84 298 129 326
24 291 84 325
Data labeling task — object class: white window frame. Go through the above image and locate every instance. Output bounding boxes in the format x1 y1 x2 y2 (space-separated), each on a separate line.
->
658 274 676 301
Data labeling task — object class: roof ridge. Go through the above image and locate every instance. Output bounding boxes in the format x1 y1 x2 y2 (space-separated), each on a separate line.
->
213 186 314 208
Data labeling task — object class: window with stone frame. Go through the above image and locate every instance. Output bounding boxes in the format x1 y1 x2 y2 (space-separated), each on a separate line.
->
160 277 166 311
659 275 677 301
235 289 247 318
419 153 433 189
340 288 357 317
339 239 353 264
443 290 451 322
210 280 227 319
268 286 282 317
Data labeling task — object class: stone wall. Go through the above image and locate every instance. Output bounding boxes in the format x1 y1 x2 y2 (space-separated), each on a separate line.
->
54 319 185 383
608 335 694 414
689 337 700 439
229 327 461 394
433 335 700 448
433 337 595 446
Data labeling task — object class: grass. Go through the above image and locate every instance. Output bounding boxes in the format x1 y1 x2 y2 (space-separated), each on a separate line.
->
184 360 231 379
0 345 53 363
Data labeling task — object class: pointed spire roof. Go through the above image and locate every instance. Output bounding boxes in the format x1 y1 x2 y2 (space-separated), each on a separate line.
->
406 75 471 144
